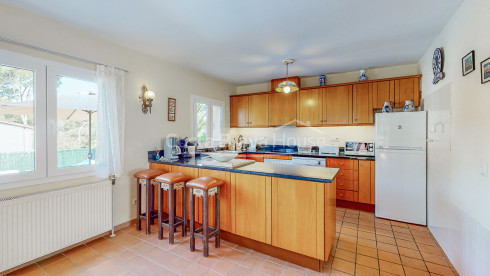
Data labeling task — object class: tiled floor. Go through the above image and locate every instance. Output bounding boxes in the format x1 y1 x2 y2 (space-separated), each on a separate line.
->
7 208 458 276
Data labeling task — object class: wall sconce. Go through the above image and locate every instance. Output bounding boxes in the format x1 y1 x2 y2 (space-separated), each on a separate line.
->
139 85 155 114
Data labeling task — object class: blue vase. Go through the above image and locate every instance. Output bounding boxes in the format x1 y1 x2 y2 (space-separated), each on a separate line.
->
319 75 326 86
403 100 415 112
382 101 393 113
359 70 368 81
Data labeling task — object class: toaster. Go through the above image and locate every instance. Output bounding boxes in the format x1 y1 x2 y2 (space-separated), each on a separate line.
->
319 145 340 156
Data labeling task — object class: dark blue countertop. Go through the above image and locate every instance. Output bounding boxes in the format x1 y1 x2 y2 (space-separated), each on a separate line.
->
239 150 375 161
149 156 339 183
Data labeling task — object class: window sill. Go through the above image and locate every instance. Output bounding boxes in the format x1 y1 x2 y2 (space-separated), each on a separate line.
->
0 171 106 195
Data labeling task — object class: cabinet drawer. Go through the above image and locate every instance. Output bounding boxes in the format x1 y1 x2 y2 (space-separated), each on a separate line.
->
337 179 354 191
327 158 355 170
336 189 354 201
337 169 354 180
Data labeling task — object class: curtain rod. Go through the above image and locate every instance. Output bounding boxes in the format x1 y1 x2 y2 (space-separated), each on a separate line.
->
0 36 129 73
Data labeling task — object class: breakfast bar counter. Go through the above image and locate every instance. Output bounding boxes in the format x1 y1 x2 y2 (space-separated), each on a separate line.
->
148 156 338 271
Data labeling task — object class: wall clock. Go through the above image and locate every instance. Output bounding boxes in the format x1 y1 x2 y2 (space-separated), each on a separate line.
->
432 48 445 84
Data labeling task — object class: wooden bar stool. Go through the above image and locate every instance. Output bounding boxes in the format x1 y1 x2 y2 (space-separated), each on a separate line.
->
154 172 192 244
187 176 224 257
133 169 165 234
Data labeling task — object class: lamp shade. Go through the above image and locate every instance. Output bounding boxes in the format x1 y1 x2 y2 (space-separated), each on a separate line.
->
276 80 299 93
144 90 155 100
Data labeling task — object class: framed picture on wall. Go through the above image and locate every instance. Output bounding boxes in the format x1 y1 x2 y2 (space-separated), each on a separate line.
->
481 57 490 84
462 50 475 76
168 98 176 121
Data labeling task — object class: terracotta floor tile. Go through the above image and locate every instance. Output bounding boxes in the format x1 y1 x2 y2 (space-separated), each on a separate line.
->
332 258 355 275
393 232 414 241
343 217 359 224
7 264 46 276
377 250 401 264
250 250 269 259
345 209 360 214
109 249 138 265
392 226 411 234
377 242 398 254
211 258 241 275
42 258 84 276
355 264 380 276
356 254 379 269
341 227 358 237
344 212 359 219
410 230 432 239
417 244 444 256
376 229 395 237
376 224 393 231
179 262 209 276
203 270 222 276
37 254 66 267
342 222 359 230
285 261 307 272
398 247 422 260
359 220 375 227
357 245 378 258
420 251 450 266
377 235 396 245
359 225 376 233
75 254 107 269
63 244 98 263
379 260 404 275
128 240 155 254
90 239 124 258
375 218 392 225
228 265 256 276
334 248 356 262
106 233 141 248
280 267 305 276
358 237 377 249
85 259 131 276
141 246 178 266
400 255 427 271
413 236 437 246
239 254 266 270
267 255 288 266
390 221 408 228
339 233 357 244
170 243 204 262
403 266 430 276
195 253 222 268
425 262 455 275
223 249 249 263
259 260 286 275
337 241 357 252
358 231 376 241
330 269 353 275
396 239 418 250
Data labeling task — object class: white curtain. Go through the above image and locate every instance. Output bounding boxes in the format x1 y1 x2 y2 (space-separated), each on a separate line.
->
95 65 125 178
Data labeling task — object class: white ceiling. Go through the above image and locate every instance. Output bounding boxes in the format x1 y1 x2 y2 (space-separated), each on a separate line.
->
2 0 463 85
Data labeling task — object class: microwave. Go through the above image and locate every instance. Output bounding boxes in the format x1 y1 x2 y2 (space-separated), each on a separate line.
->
344 141 374 156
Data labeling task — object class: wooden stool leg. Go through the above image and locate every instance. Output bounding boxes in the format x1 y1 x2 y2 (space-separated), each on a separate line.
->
182 182 187 237
215 187 220 248
203 192 209 257
150 183 155 225
168 185 175 244
146 180 152 234
189 187 195 252
136 179 142 231
158 184 163 240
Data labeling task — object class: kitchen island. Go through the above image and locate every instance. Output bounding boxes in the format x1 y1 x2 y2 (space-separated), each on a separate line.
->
148 156 338 271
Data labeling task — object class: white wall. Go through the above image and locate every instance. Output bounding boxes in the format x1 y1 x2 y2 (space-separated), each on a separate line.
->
0 3 235 225
418 0 490 274
236 63 419 94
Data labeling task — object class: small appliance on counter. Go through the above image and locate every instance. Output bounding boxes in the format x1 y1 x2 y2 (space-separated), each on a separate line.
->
248 139 257 152
297 146 312 154
319 145 340 156
164 137 181 160
187 138 200 157
178 137 191 159
344 141 374 156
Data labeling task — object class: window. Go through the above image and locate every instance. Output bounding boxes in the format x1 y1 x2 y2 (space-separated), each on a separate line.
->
191 95 224 146
0 50 96 185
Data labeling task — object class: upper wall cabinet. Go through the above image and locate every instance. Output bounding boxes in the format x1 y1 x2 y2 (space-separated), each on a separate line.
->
323 85 352 125
230 94 269 128
230 75 421 128
269 91 297 126
353 83 373 124
297 88 322 126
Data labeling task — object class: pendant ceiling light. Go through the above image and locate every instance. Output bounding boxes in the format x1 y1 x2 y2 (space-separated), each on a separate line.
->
276 59 299 93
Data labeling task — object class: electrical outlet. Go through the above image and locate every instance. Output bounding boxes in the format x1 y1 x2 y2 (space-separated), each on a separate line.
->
481 165 488 177
132 198 137 205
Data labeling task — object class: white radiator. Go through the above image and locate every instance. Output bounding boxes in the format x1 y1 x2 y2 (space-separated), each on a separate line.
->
0 181 112 271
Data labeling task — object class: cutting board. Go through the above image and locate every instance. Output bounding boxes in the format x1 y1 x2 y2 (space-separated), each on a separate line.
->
201 158 255 168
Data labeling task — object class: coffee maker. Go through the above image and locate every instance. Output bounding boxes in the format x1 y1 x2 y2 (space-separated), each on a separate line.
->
164 137 181 160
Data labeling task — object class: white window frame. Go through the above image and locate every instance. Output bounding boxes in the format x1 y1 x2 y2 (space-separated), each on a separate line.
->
0 49 96 188
47 64 97 177
190 95 225 147
0 50 47 184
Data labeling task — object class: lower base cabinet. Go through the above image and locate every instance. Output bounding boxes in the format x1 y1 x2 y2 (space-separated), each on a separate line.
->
231 173 271 244
271 178 325 259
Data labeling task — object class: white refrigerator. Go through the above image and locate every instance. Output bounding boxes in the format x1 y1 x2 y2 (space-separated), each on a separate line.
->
375 111 427 225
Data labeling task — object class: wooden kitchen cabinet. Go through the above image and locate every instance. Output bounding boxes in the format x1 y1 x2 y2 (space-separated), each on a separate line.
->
395 77 420 108
372 80 395 109
269 91 297 126
230 96 248 127
230 94 268 128
358 160 375 204
231 173 271 244
297 88 322 126
271 178 324 259
322 85 352 125
353 83 373 124
197 169 232 232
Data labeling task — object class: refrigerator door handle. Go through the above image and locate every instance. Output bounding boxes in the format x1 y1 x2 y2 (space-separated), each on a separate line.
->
376 146 425 151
